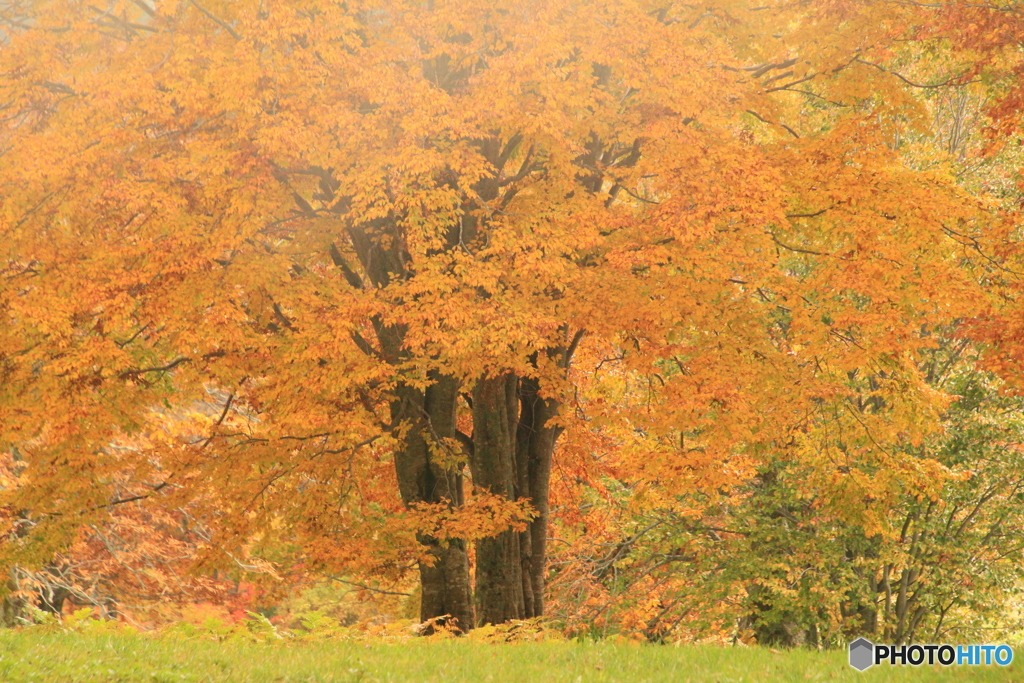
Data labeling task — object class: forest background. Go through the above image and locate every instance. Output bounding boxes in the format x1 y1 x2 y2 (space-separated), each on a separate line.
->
3 0 1024 650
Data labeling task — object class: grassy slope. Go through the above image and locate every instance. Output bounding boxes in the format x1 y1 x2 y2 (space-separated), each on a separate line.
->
0 631 1019 682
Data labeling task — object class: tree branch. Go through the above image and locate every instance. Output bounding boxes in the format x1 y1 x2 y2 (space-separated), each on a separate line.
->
191 0 241 40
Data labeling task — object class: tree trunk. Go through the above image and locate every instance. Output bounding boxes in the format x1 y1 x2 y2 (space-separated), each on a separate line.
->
339 210 573 630
517 373 559 618
328 131 581 630
390 375 475 632
417 539 473 632
1 570 28 627
339 216 477 632
471 374 526 624
469 362 563 624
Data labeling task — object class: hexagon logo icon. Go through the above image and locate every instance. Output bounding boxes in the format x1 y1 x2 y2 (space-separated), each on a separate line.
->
849 638 874 671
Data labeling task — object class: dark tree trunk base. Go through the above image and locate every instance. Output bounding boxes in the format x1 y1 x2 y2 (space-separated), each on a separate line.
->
418 538 475 632
470 364 562 624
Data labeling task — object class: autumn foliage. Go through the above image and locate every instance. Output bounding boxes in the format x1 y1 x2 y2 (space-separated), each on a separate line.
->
2 0 1024 644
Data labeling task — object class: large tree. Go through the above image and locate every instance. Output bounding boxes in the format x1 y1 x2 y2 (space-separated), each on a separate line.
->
0 0 1016 629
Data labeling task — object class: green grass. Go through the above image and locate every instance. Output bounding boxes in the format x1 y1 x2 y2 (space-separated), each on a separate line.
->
0 630 1020 682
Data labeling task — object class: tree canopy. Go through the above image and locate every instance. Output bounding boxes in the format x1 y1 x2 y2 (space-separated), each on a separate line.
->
2 0 1024 640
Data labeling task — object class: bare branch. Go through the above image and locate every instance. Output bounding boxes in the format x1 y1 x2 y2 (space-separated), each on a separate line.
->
768 231 831 256
563 329 586 368
786 205 834 219
746 109 799 138
854 58 976 89
131 0 157 17
191 0 241 40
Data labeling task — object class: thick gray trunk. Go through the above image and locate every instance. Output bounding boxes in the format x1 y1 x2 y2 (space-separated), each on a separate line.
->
517 374 558 618
390 375 475 631
471 374 526 624
470 369 562 624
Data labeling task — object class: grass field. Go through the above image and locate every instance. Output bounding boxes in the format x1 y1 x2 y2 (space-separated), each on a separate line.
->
0 630 1020 682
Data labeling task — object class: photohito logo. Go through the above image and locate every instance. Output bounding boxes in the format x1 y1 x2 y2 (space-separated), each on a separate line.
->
848 638 1013 671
